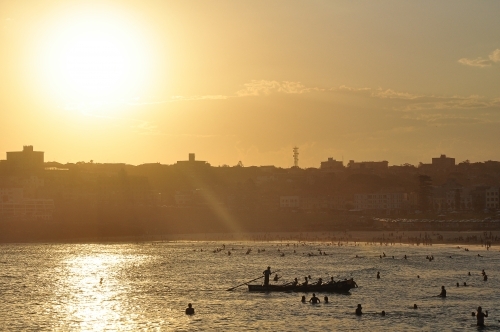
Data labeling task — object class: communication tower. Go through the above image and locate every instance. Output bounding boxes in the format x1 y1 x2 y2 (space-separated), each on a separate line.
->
293 147 299 168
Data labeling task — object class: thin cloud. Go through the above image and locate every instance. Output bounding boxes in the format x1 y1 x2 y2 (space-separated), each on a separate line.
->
458 48 500 67
236 80 323 96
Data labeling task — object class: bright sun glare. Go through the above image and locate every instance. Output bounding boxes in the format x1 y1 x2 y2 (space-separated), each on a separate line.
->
39 8 151 107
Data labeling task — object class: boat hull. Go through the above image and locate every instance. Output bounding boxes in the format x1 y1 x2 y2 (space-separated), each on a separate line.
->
247 279 357 293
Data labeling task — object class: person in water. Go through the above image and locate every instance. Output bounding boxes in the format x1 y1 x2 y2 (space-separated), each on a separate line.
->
185 303 195 315
414 304 418 309
355 304 363 316
263 266 271 286
323 296 329 304
309 293 320 304
301 295 306 303
381 310 386 316
476 306 488 326
377 272 380 279
439 286 446 297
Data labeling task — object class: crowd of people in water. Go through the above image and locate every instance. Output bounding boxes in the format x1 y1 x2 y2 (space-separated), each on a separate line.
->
186 235 497 327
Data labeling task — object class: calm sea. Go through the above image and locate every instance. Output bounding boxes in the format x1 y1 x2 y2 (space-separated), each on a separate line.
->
0 240 499 331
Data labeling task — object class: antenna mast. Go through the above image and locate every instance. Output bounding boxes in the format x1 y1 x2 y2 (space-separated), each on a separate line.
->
293 146 299 168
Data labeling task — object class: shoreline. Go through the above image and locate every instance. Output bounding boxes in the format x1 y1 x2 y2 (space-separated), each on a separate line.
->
1 230 497 247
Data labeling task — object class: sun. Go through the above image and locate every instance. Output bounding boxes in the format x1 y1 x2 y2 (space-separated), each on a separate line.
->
38 6 152 107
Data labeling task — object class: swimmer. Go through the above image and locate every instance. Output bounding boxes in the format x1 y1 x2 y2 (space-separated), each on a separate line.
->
309 293 320 304
301 295 306 303
484 274 488 281
377 271 380 279
439 286 446 298
414 304 418 309
463 282 467 286
476 306 488 327
381 310 386 316
456 282 459 287
324 296 329 304
355 304 363 316
185 303 195 315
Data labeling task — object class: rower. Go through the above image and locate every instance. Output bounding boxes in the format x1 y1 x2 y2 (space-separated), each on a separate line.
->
273 274 280 282
291 278 299 286
263 266 271 286
316 278 323 286
302 276 308 286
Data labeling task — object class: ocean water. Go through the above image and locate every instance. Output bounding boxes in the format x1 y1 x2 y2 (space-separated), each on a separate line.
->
0 240 499 331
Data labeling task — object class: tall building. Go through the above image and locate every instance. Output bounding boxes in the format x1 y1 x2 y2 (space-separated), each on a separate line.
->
432 154 455 170
4 146 44 172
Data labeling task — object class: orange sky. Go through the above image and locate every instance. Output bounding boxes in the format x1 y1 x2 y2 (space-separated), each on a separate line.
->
1 1 499 167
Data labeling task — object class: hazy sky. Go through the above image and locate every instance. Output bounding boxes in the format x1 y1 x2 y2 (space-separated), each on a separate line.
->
1 1 499 167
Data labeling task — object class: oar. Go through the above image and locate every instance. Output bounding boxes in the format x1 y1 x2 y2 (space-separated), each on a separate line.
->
226 270 281 291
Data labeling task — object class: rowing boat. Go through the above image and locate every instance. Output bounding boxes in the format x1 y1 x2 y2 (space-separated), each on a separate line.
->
247 278 357 293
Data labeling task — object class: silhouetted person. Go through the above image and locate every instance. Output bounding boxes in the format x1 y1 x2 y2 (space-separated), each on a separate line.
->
291 277 299 286
185 303 194 315
463 282 467 286
482 269 486 276
414 304 418 309
302 276 308 286
484 274 488 281
263 266 271 286
309 293 320 304
355 304 363 316
439 286 446 297
476 306 488 326
456 282 459 287
324 296 329 304
377 272 380 279
468 272 471 276
273 274 280 282
417 275 420 278
381 310 386 316
301 295 306 303
404 255 407 259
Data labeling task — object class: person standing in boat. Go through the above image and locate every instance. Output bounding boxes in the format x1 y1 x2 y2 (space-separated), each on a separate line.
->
263 266 272 286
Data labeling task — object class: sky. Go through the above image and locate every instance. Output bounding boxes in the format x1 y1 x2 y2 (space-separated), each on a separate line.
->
1 0 499 168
